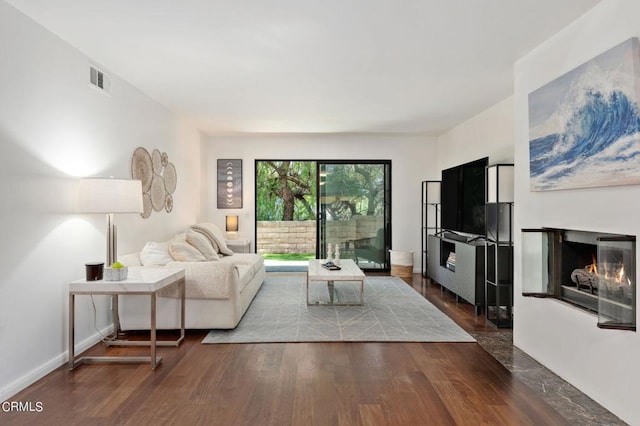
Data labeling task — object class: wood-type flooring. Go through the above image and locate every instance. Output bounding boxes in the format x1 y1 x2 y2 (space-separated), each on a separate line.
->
2 275 569 425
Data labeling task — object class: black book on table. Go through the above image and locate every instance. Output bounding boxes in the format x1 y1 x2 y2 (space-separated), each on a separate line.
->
322 262 341 270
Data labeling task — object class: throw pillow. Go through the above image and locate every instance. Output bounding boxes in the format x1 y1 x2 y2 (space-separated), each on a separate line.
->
173 232 187 242
139 241 173 266
191 223 234 255
186 230 219 260
169 241 207 262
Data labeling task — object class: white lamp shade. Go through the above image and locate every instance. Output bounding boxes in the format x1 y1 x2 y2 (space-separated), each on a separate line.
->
78 178 143 213
226 215 239 232
487 165 514 203
426 181 441 204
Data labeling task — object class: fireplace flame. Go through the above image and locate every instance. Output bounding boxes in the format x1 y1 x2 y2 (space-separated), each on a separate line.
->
617 265 630 286
587 255 598 275
585 256 629 286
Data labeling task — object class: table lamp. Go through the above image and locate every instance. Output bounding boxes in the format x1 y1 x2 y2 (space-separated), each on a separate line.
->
78 178 143 266
226 215 239 239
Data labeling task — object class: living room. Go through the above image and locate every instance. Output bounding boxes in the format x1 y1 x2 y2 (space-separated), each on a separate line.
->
3 0 640 424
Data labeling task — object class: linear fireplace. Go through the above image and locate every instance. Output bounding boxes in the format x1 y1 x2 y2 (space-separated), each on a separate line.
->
522 228 636 331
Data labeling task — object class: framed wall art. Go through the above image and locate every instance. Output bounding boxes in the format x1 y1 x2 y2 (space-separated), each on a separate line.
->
528 37 640 191
217 159 242 208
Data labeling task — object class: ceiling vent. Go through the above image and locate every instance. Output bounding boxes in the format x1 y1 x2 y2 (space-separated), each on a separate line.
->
89 65 111 94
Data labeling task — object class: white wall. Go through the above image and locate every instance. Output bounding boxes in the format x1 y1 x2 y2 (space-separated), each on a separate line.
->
513 1 640 423
203 133 438 267
436 97 515 170
0 2 201 400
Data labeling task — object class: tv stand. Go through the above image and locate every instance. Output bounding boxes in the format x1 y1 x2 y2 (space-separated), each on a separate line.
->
427 234 485 314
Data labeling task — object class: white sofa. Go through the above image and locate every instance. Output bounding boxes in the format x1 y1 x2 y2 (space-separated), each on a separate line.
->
117 224 266 330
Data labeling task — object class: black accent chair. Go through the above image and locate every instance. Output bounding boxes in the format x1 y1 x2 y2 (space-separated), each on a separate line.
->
350 228 386 267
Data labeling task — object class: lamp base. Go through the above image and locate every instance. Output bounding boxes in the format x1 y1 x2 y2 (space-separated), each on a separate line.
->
107 213 117 266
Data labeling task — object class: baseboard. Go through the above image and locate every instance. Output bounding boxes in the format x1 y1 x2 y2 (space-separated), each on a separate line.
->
0 324 114 402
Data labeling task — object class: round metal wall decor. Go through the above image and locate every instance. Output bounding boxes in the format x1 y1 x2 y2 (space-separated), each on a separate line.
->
142 192 152 218
131 147 153 193
151 149 163 173
164 162 177 194
150 176 165 211
131 147 178 218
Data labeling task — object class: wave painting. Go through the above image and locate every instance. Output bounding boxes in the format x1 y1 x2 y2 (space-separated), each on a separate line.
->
528 38 640 191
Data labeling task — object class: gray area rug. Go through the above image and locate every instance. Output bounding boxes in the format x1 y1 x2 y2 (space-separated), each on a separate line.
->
203 275 475 343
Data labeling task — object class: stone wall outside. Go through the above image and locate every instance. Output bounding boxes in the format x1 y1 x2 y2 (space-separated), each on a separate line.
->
257 216 384 254
257 220 316 254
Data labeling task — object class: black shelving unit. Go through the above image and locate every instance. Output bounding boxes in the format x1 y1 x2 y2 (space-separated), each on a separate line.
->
485 164 514 328
421 181 441 278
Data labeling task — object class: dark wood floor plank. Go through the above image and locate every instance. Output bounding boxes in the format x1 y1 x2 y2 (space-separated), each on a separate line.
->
357 404 385 425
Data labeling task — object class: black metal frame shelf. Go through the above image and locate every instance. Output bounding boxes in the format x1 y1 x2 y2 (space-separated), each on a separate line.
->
421 180 441 278
485 164 514 328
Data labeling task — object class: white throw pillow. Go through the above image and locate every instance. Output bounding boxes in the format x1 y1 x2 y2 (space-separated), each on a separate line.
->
186 230 219 260
191 223 234 256
169 241 207 262
173 232 187 242
118 252 142 267
139 241 173 266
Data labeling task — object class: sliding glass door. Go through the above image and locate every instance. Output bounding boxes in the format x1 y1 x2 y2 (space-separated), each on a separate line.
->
254 159 391 271
317 161 391 271
255 161 317 263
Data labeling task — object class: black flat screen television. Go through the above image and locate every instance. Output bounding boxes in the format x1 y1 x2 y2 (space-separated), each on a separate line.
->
440 157 488 236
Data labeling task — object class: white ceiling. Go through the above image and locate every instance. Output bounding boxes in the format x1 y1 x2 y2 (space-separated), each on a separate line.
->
6 0 601 135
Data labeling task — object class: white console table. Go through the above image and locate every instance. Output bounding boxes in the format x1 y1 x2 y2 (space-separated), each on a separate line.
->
68 267 185 370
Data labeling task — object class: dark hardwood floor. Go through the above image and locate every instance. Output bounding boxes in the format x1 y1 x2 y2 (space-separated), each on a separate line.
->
405 275 499 334
2 274 569 425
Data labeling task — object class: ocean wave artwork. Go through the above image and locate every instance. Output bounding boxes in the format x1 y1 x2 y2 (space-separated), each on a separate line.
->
528 37 640 191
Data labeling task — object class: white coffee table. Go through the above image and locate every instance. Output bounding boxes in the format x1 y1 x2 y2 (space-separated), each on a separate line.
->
307 259 366 306
68 267 185 370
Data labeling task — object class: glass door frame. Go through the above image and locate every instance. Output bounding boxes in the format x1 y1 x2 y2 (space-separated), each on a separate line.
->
316 160 392 272
254 159 318 258
253 159 392 272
